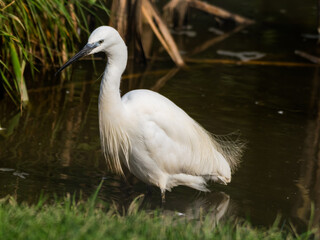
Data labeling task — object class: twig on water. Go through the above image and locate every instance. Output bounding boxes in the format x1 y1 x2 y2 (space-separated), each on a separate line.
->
295 50 320 64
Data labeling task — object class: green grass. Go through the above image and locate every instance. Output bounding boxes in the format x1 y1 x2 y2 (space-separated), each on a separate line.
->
0 0 109 105
0 189 315 240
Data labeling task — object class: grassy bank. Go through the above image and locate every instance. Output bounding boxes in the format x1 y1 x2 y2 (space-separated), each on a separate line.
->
0 193 315 240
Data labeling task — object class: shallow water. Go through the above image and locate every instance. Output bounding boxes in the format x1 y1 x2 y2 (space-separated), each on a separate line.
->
1 0 320 232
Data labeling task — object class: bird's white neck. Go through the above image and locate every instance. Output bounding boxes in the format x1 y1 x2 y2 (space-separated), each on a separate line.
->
98 39 131 176
101 41 127 91
99 41 127 110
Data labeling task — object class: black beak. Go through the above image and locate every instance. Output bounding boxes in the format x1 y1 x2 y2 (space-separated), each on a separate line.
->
55 43 98 76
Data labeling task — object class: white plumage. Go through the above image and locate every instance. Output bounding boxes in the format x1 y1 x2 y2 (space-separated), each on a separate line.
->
56 26 243 202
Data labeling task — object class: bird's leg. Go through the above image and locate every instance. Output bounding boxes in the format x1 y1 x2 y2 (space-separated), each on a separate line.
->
161 189 166 206
146 185 153 196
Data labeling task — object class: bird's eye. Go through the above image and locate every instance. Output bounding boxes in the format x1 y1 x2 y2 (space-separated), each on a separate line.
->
99 40 104 44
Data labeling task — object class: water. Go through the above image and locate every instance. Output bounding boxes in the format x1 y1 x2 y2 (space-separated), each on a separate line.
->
1 0 320 232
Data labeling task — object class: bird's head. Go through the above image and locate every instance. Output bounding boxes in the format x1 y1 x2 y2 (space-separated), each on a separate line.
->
55 26 122 75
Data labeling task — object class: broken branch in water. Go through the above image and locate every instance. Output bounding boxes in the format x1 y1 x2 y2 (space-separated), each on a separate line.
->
164 0 254 25
217 50 265 62
185 58 317 67
188 24 246 57
295 50 320 64
187 0 254 24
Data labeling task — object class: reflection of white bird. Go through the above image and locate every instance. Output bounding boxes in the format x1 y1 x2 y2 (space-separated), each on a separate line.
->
56 26 243 203
166 191 231 224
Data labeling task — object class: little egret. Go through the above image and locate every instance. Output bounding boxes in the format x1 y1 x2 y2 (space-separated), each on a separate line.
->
56 26 243 202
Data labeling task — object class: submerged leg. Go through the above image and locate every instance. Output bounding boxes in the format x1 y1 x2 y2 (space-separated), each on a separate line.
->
144 185 153 200
146 185 153 195
161 189 166 206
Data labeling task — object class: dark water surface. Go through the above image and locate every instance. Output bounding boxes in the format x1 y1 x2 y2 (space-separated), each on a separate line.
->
1 0 320 232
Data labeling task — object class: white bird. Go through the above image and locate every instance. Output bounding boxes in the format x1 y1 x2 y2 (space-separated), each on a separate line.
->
56 26 243 203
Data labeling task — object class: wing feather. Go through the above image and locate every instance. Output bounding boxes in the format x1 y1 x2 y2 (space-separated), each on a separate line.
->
122 90 243 180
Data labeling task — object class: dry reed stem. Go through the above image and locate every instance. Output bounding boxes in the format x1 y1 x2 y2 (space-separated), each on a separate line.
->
111 0 128 39
109 0 129 39
163 0 253 25
187 0 254 24
0 0 15 11
131 0 147 62
119 0 128 38
68 3 78 31
141 0 184 66
19 60 28 109
163 0 189 28
141 6 171 58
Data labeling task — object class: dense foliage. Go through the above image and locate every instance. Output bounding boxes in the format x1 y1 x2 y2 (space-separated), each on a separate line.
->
0 0 108 104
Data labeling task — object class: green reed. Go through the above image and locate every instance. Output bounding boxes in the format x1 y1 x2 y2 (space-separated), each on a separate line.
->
0 0 109 106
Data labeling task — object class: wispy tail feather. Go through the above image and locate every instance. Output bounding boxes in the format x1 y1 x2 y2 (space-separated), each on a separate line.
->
211 131 246 173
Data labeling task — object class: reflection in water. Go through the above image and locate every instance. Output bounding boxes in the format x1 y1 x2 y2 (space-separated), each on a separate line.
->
163 191 232 224
293 68 320 235
100 175 233 224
